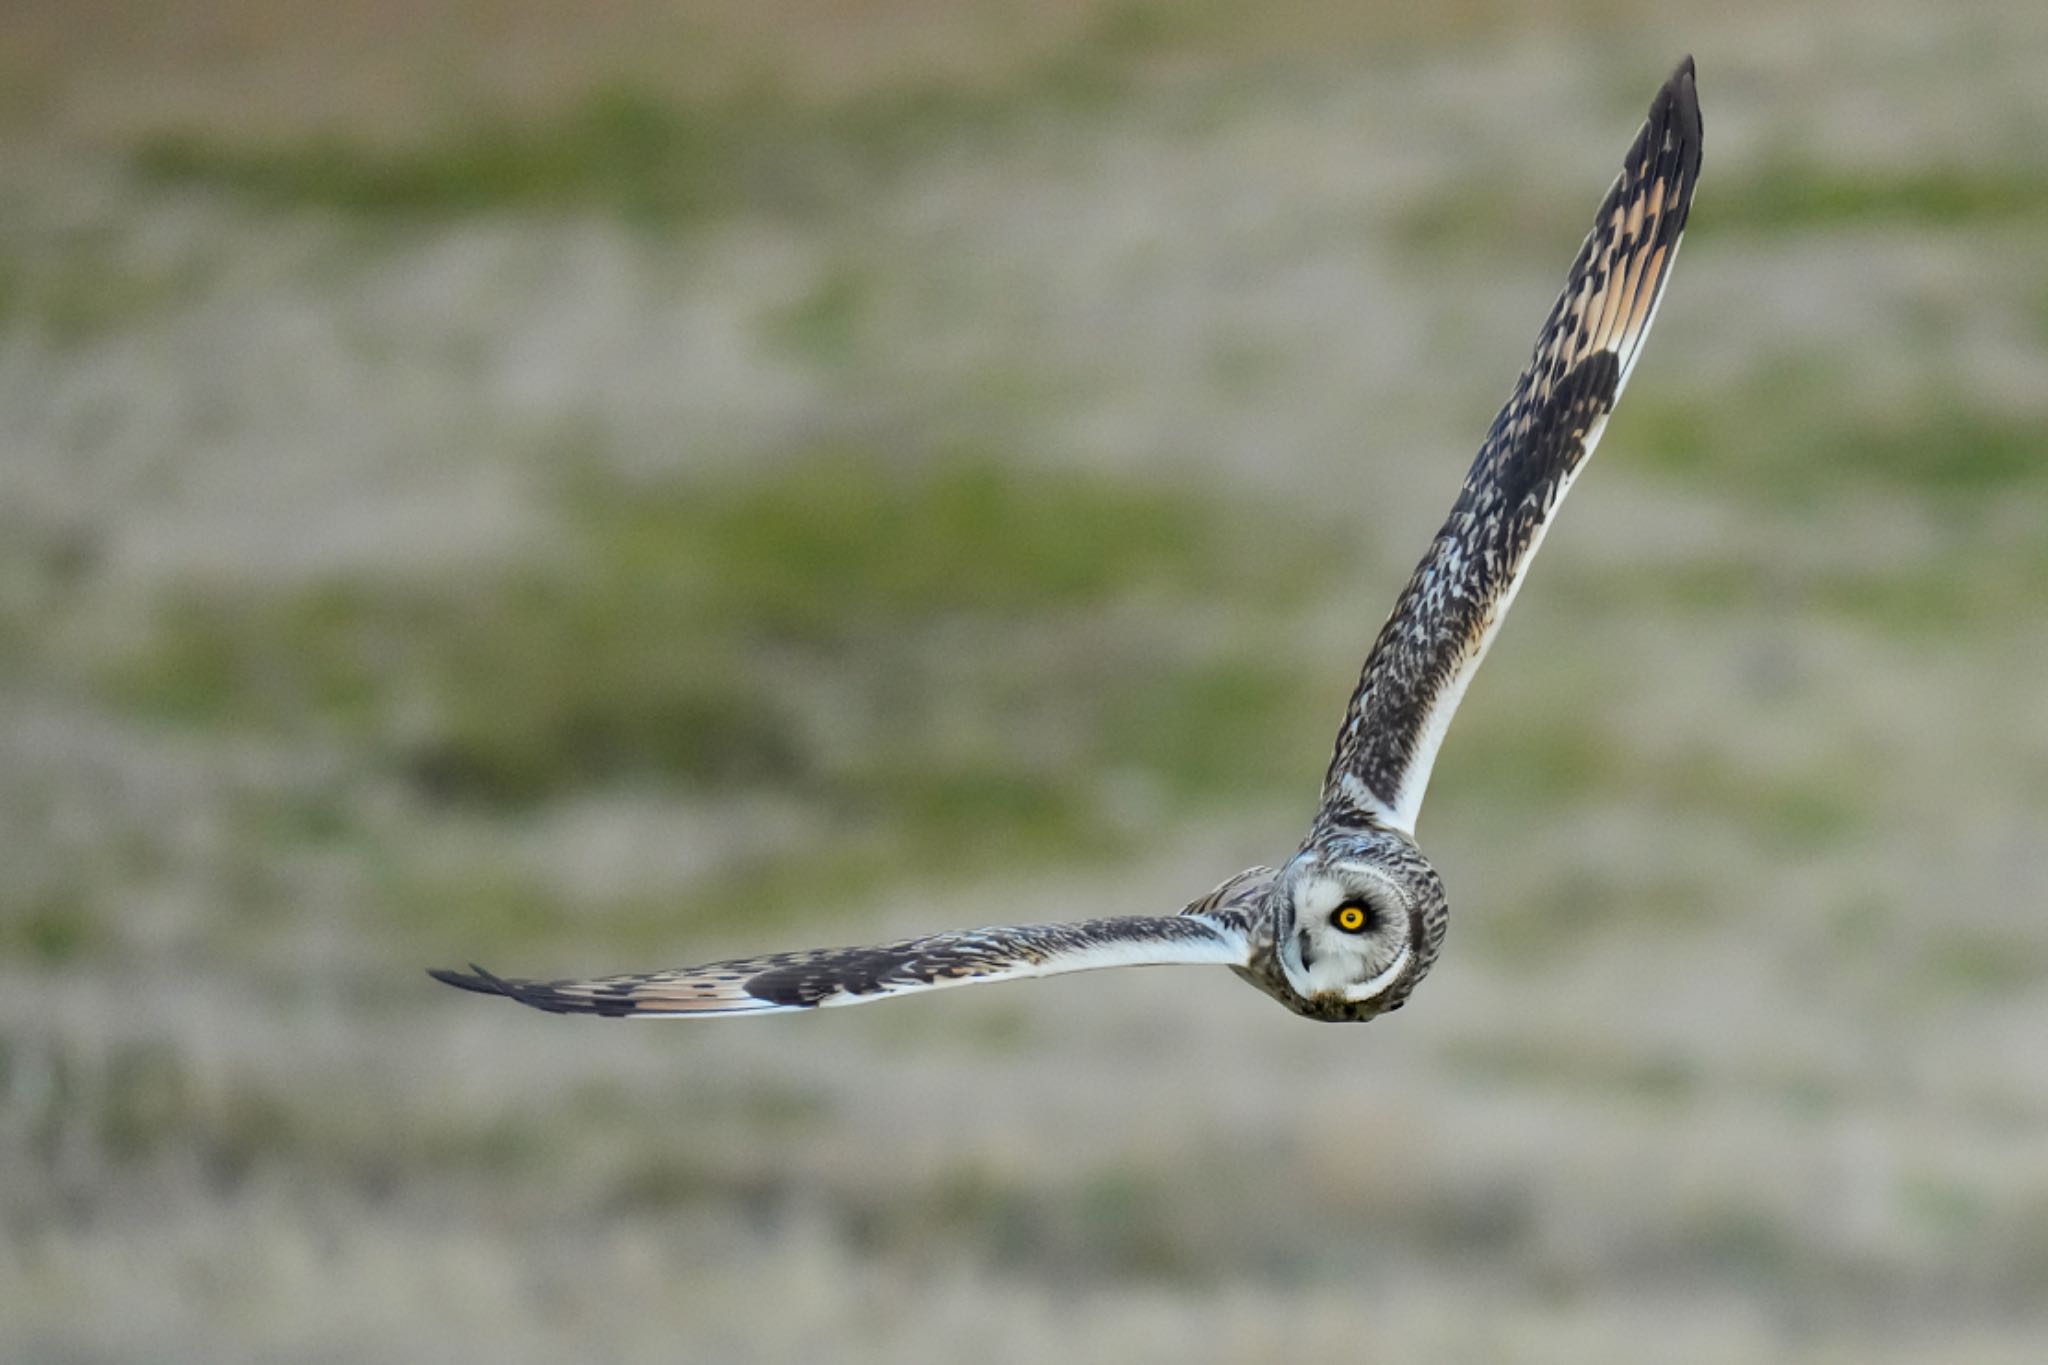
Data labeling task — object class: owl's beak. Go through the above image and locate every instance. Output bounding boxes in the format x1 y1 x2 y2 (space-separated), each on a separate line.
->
1295 929 1317 971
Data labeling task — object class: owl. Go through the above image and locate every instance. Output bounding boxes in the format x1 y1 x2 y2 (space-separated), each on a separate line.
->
434 59 1703 1024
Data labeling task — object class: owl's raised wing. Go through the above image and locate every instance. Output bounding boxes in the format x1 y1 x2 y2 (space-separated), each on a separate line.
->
430 867 1273 1017
1320 57 1702 835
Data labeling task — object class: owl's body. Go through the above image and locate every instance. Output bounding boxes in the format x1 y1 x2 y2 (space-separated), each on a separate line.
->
434 60 1704 1026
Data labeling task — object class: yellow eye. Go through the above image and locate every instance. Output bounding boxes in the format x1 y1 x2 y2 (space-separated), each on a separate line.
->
1333 903 1369 934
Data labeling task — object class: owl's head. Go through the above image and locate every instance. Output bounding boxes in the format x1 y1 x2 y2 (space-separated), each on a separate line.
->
1272 828 1445 1021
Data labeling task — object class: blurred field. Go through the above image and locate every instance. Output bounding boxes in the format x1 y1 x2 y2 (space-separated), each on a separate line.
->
5 1 2048 1360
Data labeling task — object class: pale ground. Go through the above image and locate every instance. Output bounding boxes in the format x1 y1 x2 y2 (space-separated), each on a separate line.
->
4 1 2048 1361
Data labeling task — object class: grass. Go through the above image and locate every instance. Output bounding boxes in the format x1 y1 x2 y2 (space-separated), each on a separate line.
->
1919 932 2048 1000
1468 866 1714 966
0 238 208 347
135 88 799 226
0 889 105 964
1629 388 2048 504
14 8 2048 1360
115 454 1332 799
1442 1035 1704 1105
1397 162 2048 257
107 454 1339 950
1604 383 2048 638
122 1 1196 227
1705 164 2048 234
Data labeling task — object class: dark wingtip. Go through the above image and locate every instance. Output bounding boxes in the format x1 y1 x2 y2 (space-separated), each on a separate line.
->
1661 55 1697 104
427 962 636 1017
1631 55 1702 237
428 964 505 996
1660 55 1703 146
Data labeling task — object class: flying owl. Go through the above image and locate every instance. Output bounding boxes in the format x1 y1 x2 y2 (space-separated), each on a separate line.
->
432 59 1703 1024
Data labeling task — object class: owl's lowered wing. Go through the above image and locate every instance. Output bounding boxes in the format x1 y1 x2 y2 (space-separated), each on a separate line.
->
1322 58 1702 834
430 867 1273 1017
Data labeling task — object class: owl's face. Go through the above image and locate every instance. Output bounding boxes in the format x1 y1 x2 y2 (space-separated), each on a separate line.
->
1270 834 1444 1020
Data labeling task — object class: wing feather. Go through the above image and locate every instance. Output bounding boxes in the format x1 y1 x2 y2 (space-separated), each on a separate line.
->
430 868 1273 1018
1322 57 1702 833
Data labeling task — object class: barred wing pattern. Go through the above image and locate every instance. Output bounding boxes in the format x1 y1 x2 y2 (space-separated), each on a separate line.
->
430 60 1702 1027
430 867 1273 1017
1322 58 1702 834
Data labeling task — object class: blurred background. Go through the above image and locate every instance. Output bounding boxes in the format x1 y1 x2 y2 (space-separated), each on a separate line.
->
3 1 2047 1360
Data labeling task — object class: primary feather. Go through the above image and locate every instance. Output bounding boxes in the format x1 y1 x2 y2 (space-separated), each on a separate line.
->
431 868 1271 1016
1322 57 1701 833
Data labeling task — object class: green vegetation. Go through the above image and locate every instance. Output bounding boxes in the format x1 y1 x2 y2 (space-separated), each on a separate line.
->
1920 930 2048 999
135 90 722 222
15 7 2048 1355
1442 1035 1704 1105
0 890 104 964
1398 163 2048 255
1706 164 2048 233
1629 387 2048 505
1468 867 1714 967
0 240 206 346
125 2 1205 225
111 456 1338 948
1433 699 1866 850
1598 386 2048 641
